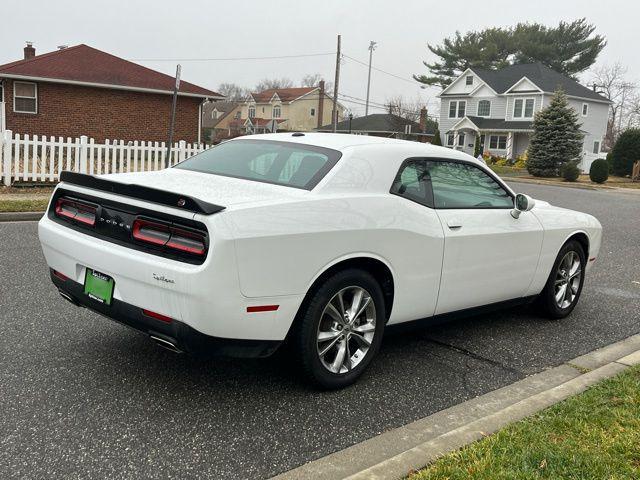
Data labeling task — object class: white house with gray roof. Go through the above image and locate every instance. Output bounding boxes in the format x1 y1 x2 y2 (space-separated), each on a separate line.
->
438 63 611 171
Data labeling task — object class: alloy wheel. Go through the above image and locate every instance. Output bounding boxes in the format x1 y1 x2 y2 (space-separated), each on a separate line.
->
554 251 582 309
316 286 377 374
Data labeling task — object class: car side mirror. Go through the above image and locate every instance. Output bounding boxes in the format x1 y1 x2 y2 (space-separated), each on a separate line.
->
511 193 535 219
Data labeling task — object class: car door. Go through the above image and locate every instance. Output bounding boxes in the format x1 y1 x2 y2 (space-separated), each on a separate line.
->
425 159 544 315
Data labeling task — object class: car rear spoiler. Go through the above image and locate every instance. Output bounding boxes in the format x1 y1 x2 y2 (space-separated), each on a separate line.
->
59 171 225 215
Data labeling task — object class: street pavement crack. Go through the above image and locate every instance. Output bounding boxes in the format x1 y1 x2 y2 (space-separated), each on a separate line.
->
425 337 523 376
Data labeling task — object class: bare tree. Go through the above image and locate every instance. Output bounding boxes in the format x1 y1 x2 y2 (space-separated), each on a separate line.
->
254 77 294 91
217 83 249 101
590 63 639 149
301 73 333 91
384 95 425 122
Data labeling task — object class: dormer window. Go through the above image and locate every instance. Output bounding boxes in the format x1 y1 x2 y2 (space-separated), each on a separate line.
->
273 105 281 119
465 75 473 86
248 105 256 118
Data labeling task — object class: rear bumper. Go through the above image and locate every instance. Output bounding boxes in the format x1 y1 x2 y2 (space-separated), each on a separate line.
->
51 269 281 358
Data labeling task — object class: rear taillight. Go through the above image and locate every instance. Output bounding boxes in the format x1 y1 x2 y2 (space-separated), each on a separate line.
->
55 198 97 226
142 309 173 323
132 219 207 256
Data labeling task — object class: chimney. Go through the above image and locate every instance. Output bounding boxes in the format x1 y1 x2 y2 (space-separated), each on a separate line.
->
317 80 325 129
419 107 428 132
24 42 35 60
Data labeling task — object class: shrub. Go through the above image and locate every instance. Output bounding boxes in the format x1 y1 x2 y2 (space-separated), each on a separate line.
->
432 129 443 146
589 158 609 183
606 151 614 174
561 160 581 182
514 151 528 169
611 128 640 176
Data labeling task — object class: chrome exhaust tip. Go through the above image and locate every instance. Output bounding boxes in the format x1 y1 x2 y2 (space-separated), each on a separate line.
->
150 335 182 353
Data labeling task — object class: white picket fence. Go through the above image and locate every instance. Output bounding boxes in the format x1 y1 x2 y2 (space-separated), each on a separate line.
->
0 130 209 186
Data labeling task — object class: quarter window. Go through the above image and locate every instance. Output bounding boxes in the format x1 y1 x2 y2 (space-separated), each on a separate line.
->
428 161 513 209
310 108 316 116
390 159 433 207
477 100 491 117
13 81 37 114
489 135 507 150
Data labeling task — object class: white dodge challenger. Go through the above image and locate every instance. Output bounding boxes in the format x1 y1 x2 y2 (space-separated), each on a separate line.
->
39 133 602 388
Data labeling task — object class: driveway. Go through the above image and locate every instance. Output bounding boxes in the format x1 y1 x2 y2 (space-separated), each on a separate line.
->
1 182 639 479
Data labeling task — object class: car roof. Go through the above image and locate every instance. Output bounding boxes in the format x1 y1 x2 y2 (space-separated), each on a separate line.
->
230 132 480 164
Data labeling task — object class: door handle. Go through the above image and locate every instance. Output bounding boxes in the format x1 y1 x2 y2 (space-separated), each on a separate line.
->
447 218 462 229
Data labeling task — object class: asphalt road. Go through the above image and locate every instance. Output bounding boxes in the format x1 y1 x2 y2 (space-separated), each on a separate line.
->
1 183 639 480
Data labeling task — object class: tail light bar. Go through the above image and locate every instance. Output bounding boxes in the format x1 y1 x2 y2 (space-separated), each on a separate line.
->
132 218 207 256
55 197 98 226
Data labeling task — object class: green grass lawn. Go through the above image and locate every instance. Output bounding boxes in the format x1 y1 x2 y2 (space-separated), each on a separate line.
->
0 198 49 213
410 365 640 479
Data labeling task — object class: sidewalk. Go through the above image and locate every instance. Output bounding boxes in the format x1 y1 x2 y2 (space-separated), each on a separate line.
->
272 333 640 480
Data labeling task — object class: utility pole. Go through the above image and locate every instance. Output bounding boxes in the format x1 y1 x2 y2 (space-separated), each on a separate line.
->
365 41 377 116
165 64 181 168
332 34 341 132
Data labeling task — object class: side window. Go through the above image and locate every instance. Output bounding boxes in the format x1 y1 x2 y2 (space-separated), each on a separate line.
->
428 161 513 209
390 159 433 207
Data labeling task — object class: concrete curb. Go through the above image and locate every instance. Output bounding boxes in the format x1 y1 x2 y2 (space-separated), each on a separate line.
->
507 177 640 194
0 211 44 222
272 333 640 480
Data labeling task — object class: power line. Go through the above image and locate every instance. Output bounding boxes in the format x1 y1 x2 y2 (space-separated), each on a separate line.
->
342 53 418 85
130 52 334 62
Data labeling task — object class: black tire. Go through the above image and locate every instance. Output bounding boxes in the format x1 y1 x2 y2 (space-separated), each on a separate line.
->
292 268 386 389
537 240 586 319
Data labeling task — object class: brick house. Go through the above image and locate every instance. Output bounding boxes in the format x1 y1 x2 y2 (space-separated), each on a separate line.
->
0 43 223 143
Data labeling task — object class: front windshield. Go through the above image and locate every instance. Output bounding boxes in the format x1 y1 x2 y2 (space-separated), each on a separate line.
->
174 139 342 190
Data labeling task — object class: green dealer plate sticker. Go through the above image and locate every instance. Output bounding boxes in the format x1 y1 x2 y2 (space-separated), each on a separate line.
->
84 269 115 305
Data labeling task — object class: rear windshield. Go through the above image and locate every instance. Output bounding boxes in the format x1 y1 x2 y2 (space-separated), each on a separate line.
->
174 139 342 190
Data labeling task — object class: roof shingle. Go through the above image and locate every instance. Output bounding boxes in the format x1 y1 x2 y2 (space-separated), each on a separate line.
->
0 44 221 98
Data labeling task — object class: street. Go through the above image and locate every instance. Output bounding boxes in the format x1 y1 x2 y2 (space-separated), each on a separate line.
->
1 182 639 480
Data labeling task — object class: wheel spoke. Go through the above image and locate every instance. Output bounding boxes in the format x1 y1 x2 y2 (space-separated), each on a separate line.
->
336 290 346 316
318 330 341 342
330 340 347 373
569 268 582 280
353 323 375 334
325 302 345 325
555 284 567 304
349 288 364 320
351 296 371 324
318 334 341 356
345 339 352 371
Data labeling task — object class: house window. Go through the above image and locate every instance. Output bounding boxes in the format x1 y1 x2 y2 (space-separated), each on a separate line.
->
457 133 465 147
310 108 315 117
235 111 241 119
477 100 491 117
13 81 37 114
465 75 473 86
582 103 589 116
513 98 534 119
593 140 600 154
489 135 507 150
448 100 466 118
248 105 256 118
273 105 281 118
446 133 455 146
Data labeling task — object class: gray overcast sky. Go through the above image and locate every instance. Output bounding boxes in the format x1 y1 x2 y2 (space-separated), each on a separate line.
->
1 0 636 116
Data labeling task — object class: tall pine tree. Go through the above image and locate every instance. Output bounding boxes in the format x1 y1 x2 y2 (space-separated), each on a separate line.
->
527 90 584 177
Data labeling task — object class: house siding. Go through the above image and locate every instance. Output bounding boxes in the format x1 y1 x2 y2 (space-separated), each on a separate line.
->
2 79 202 143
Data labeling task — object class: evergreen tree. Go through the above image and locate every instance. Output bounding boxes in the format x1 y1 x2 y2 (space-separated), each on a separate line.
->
527 90 584 177
431 129 442 146
415 19 605 88
611 128 640 176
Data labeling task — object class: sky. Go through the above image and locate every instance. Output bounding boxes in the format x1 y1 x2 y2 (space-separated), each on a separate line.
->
1 0 637 117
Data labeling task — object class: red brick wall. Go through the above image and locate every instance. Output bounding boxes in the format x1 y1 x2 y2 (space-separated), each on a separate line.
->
2 79 202 143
